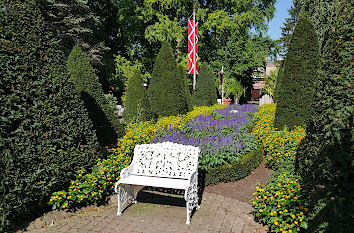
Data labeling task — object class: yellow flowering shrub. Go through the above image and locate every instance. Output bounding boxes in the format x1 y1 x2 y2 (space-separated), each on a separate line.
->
50 104 225 210
253 104 305 169
252 171 309 233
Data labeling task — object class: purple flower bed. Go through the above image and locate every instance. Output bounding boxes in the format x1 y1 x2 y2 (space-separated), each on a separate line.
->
152 104 258 170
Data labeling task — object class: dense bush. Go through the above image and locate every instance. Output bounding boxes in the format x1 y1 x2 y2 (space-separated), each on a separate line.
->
192 63 217 107
68 45 123 145
177 66 193 112
296 1 353 231
253 104 305 169
205 146 263 186
50 105 225 210
0 1 99 231
147 42 189 117
274 11 320 130
252 161 309 233
123 69 152 123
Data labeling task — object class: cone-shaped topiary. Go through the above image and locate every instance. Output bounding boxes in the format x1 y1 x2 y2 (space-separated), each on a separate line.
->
0 1 99 231
274 11 320 129
123 69 153 123
67 45 123 145
148 42 188 117
177 66 193 112
296 1 353 231
192 63 217 107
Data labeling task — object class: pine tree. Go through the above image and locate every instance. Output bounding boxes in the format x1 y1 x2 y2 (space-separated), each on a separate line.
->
36 0 109 68
0 1 99 231
123 70 152 123
296 1 353 231
274 11 320 129
147 42 187 117
192 63 217 107
67 45 123 145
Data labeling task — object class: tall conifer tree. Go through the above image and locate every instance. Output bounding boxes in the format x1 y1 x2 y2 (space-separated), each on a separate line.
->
192 63 217 107
67 45 123 145
296 1 353 231
123 70 152 123
0 1 99 231
274 11 320 129
147 43 187 117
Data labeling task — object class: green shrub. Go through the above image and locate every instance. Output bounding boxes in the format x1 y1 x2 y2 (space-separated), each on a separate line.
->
204 146 263 186
252 161 309 233
147 42 188 117
123 69 152 123
177 66 193 112
0 1 99 231
192 63 217 107
67 45 123 145
296 1 353 231
274 11 320 130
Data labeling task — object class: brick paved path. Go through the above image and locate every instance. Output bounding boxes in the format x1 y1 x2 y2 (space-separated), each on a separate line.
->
28 189 265 233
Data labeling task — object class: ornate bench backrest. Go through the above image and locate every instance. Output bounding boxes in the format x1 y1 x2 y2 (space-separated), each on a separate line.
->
131 142 199 179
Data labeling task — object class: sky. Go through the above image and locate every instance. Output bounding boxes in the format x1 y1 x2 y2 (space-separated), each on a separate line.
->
266 0 293 40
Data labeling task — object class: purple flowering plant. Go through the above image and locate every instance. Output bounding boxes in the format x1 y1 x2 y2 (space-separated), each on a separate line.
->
152 104 258 170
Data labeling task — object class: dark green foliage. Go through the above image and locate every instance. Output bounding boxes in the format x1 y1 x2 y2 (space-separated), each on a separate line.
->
147 43 188 117
67 45 123 145
177 66 193 112
36 0 109 68
204 147 263 186
274 12 320 129
123 70 152 123
0 1 99 231
296 1 353 231
192 63 217 107
273 61 284 102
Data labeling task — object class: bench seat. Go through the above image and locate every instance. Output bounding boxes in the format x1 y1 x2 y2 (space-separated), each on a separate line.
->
118 175 189 190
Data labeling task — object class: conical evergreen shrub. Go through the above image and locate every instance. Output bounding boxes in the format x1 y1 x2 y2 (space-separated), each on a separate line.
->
177 66 193 112
147 43 188 117
296 1 353 231
0 1 99 231
67 45 123 145
192 63 217 107
123 69 152 123
274 11 320 129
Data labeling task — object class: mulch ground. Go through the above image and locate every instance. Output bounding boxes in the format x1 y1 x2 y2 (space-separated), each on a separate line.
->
204 160 273 204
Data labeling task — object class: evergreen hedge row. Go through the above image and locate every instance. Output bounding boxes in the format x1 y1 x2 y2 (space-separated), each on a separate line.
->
274 11 320 130
204 146 264 186
0 1 99 231
67 45 123 145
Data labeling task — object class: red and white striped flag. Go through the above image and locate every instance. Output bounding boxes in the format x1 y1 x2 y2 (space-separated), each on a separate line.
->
188 19 198 74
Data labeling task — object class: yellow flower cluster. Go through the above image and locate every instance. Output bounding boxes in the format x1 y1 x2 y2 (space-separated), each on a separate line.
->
252 173 308 232
253 104 305 168
50 104 225 210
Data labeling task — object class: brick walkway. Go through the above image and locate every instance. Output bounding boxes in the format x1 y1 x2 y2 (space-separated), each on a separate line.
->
28 189 265 233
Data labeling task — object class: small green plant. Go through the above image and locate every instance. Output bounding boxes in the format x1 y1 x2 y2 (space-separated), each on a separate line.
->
219 78 244 104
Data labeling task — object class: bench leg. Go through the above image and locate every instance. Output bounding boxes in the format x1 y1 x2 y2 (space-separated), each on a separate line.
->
117 184 134 216
185 185 198 224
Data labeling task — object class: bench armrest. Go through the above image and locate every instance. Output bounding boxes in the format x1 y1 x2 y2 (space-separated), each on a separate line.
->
114 165 133 193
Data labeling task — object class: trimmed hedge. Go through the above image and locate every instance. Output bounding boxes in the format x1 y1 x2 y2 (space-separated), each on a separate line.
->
192 63 217 107
204 146 264 186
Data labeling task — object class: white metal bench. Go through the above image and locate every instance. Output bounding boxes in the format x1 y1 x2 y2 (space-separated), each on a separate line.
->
114 142 200 224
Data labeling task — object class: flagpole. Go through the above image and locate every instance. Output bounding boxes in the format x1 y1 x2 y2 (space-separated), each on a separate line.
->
193 3 196 90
